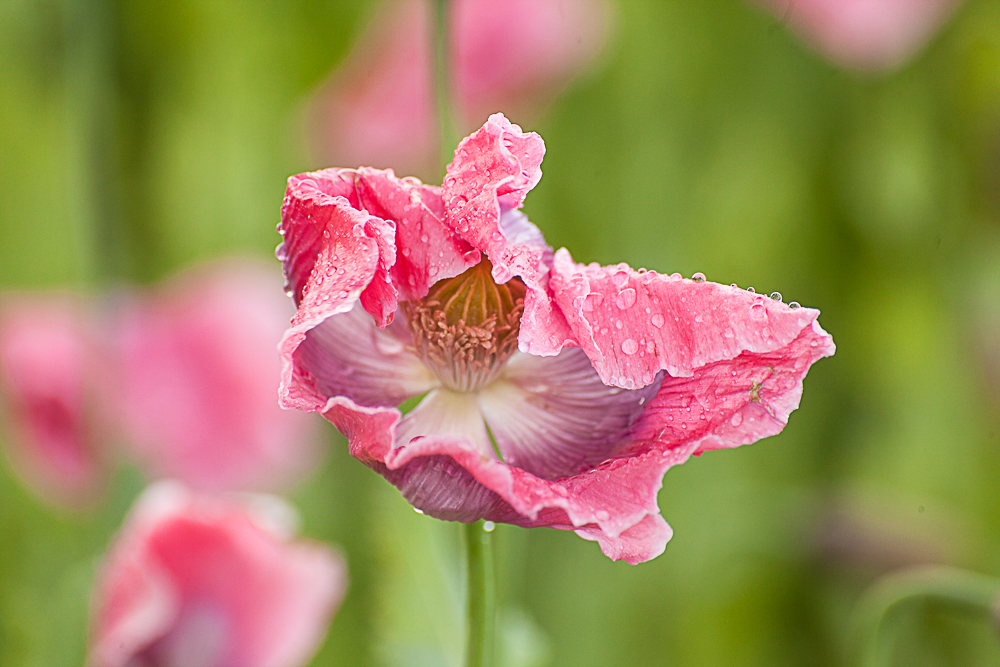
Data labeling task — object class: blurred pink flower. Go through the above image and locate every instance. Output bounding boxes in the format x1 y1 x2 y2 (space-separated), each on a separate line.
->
0 297 108 507
308 0 610 179
277 114 834 564
115 259 320 493
755 0 962 70
88 482 346 667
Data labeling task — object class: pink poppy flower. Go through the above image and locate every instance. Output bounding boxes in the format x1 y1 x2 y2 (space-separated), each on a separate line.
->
0 297 107 507
115 259 320 493
278 114 835 564
308 0 610 179
754 0 962 71
88 482 346 667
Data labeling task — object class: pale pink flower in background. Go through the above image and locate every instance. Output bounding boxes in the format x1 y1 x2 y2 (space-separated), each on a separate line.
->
115 259 320 493
277 114 834 564
0 297 108 507
755 0 962 71
308 0 610 179
88 482 346 667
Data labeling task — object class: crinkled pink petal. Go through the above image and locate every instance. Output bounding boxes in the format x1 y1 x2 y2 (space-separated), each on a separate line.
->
453 0 612 125
547 248 835 390
307 0 438 180
754 0 961 71
442 113 575 356
321 394 696 563
89 482 347 667
355 168 480 301
279 169 398 328
116 259 320 493
0 297 106 507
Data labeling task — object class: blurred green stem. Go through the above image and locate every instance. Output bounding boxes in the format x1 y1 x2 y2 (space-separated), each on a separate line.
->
850 565 1000 667
64 0 125 284
432 0 460 175
464 521 494 667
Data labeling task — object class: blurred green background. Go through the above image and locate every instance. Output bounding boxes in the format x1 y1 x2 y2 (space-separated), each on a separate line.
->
3 0 1000 665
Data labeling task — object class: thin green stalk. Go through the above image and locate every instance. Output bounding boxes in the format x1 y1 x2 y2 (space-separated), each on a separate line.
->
464 521 494 667
432 0 460 175
64 0 125 285
849 565 1000 667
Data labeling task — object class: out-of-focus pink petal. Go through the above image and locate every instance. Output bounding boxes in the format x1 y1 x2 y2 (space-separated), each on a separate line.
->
117 259 320 493
355 168 480 301
308 0 438 180
548 248 835 389
293 302 437 409
478 349 660 480
89 482 346 667
308 0 611 180
453 0 612 125
442 113 575 356
0 297 106 507
754 0 961 71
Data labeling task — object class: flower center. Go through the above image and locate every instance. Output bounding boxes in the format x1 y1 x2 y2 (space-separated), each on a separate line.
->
402 259 526 393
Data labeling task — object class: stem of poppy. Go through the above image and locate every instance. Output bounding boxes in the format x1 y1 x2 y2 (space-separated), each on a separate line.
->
464 520 495 667
849 565 1000 667
432 0 460 175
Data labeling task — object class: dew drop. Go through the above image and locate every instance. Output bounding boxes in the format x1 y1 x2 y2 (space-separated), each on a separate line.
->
483 521 496 532
670 272 682 280
749 304 766 319
769 292 782 302
612 270 630 288
322 230 331 239
650 313 665 328
746 286 755 293
692 272 706 282
584 293 604 312
622 338 639 354
615 288 637 309
730 412 743 427
615 320 623 329
414 507 424 514
596 510 610 521
789 301 801 309
730 283 738 288
420 234 429 243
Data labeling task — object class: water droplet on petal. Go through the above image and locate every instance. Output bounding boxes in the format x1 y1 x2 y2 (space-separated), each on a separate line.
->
420 234 429 243
750 304 766 319
692 272 706 282
730 283 738 288
615 288 637 309
322 230 331 238
584 293 604 312
612 270 629 288
746 286 755 293
789 301 800 309
731 412 743 427
414 507 424 514
483 521 495 532
622 339 639 354
595 510 610 521
650 314 665 328
769 292 782 302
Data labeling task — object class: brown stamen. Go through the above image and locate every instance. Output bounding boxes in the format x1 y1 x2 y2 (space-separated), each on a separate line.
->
402 259 526 392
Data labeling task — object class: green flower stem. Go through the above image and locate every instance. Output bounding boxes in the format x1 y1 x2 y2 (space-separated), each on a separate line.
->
464 521 495 667
432 0 460 175
65 0 125 284
850 565 1000 667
